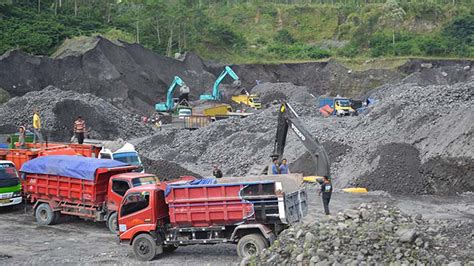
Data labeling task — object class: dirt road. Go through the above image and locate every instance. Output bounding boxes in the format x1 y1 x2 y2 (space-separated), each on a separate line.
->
0 189 472 264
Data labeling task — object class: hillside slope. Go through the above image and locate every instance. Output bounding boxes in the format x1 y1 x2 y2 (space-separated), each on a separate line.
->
0 2 472 63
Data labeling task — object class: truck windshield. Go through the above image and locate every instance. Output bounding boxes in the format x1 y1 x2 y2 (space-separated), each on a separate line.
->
0 163 20 188
113 152 141 166
132 176 158 187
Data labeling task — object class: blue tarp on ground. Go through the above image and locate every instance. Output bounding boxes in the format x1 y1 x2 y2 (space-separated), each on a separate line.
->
20 155 129 181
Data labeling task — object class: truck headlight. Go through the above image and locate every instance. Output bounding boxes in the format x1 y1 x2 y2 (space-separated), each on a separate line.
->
12 191 22 197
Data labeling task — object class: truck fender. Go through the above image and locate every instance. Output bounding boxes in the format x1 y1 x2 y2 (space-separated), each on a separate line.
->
123 224 162 245
230 224 275 244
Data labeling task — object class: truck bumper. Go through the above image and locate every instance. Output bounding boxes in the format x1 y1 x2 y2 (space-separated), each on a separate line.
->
0 196 22 207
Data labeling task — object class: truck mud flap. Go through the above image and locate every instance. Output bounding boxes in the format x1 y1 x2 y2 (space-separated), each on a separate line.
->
284 188 308 224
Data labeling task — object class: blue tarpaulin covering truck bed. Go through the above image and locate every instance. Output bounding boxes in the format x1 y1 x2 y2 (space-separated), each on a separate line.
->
20 155 129 181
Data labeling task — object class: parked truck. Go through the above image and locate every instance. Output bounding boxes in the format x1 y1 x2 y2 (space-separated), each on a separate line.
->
183 115 212 130
231 89 261 110
0 143 85 170
20 155 160 233
318 96 356 117
0 160 22 208
98 142 144 173
118 178 307 261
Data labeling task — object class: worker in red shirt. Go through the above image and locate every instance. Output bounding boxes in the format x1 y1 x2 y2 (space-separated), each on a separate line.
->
74 116 86 144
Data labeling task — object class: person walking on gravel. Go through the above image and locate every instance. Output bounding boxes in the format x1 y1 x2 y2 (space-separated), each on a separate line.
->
74 116 86 144
32 110 44 143
319 176 333 215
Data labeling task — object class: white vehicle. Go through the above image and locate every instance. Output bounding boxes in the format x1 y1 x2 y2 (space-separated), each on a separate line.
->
178 108 192 119
99 143 144 173
0 160 22 207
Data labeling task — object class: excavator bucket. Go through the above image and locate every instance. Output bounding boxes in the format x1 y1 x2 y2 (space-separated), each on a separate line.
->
303 175 324 184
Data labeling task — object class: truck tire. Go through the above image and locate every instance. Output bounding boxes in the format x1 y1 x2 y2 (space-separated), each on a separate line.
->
237 234 268 258
52 211 61 224
107 212 118 234
132 234 158 261
35 203 57 226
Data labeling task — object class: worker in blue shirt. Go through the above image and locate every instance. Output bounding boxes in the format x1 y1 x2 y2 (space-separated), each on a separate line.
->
279 158 289 174
271 158 280 175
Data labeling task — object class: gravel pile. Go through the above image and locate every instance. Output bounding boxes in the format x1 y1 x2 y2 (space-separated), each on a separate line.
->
141 156 202 180
138 78 473 195
0 86 153 140
248 204 473 265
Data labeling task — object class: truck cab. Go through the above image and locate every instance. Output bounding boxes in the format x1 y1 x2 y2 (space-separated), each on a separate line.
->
99 143 144 173
334 97 356 116
106 173 159 233
0 160 22 208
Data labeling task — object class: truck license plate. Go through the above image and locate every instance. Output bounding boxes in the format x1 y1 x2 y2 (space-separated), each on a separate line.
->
0 199 10 203
0 193 13 199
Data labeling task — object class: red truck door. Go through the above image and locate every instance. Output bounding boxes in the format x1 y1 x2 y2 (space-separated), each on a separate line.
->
118 190 154 233
108 178 131 213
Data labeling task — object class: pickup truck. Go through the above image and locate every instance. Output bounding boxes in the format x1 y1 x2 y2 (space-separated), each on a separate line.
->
118 178 307 261
20 155 161 233
0 160 22 208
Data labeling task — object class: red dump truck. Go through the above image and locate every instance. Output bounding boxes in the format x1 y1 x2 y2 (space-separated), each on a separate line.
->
20 155 165 233
0 142 102 171
118 178 307 260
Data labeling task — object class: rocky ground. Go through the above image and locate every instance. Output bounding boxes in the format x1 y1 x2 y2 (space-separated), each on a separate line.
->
0 189 471 265
0 37 472 264
250 202 474 265
137 75 473 195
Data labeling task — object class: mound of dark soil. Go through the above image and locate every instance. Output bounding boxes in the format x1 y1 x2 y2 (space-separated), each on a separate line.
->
355 143 425 195
0 37 215 113
0 86 153 140
141 156 202 180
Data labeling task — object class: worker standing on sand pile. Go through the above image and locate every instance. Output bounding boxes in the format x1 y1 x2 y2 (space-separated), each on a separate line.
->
32 110 44 144
271 158 280 175
213 165 223 178
319 176 333 215
279 158 289 174
74 116 86 145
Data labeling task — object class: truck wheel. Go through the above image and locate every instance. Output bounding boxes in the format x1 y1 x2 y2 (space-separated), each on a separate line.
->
237 234 268 258
35 203 56 226
132 234 158 261
107 212 118 234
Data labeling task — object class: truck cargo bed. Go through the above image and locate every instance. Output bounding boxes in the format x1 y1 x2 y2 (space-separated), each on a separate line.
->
166 180 307 228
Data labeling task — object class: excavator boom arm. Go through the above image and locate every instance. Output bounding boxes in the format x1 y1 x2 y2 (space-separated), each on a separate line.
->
165 76 186 110
212 66 239 99
272 102 330 178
